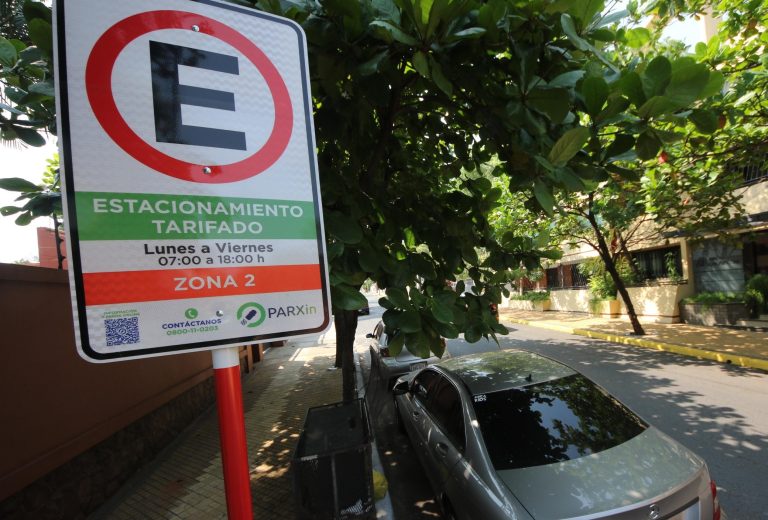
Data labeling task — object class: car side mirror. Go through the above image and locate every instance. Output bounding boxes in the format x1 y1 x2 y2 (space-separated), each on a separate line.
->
366 333 374 338
392 379 409 395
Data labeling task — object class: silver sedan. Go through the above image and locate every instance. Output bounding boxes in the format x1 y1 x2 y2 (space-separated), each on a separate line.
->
367 320 445 388
394 350 723 520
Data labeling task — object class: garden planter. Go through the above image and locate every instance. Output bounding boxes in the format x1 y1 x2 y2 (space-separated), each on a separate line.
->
506 299 551 311
589 299 621 318
679 302 750 326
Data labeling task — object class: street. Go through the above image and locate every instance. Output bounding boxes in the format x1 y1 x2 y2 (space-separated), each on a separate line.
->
355 305 768 519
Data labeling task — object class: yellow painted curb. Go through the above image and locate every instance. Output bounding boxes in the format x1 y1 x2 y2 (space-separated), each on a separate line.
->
505 318 768 372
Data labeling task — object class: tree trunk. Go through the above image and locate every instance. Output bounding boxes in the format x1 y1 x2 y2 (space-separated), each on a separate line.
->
586 213 645 336
334 308 358 402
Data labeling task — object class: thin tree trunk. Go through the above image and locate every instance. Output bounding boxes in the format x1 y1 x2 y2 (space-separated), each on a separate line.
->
53 214 65 270
334 308 358 402
586 212 645 336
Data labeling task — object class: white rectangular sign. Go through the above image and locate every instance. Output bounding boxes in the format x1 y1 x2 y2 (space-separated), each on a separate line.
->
54 0 330 362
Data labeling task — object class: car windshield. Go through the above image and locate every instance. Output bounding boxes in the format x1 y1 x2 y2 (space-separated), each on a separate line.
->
472 374 647 471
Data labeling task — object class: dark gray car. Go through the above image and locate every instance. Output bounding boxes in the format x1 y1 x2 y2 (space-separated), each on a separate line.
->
393 350 723 520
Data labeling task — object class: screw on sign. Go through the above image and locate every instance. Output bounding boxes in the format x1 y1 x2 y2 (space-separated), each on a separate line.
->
55 1 330 518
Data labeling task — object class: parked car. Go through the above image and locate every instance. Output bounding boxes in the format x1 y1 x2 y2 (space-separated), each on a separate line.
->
367 320 446 388
393 350 722 520
357 302 370 315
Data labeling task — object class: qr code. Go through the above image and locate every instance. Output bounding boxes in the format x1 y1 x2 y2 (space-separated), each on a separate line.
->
105 317 140 346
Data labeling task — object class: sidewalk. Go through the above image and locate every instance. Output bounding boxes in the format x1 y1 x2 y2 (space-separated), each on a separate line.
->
499 309 768 372
91 332 345 519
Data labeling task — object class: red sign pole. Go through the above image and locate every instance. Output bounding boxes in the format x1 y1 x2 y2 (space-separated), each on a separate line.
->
212 347 254 519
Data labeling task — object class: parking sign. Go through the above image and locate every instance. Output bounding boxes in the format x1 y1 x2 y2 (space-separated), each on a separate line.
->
54 0 330 362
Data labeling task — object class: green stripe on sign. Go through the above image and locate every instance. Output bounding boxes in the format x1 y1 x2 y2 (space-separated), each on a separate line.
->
75 192 318 240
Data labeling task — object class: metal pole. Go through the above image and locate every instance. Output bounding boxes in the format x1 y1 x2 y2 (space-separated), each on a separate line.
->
212 347 253 519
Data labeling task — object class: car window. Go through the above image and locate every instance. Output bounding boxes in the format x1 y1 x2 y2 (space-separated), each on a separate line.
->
373 323 383 340
412 369 440 403
473 374 647 470
425 377 465 452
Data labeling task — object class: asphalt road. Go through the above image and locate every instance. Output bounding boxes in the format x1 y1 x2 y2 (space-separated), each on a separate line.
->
355 308 768 519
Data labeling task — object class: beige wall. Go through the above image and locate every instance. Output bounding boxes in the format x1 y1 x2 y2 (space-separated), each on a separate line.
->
545 283 693 323
0 264 214 500
550 289 591 312
740 181 768 216
622 283 695 323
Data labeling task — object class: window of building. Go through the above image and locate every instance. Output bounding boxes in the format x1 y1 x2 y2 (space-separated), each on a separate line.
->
545 267 562 289
632 246 682 281
730 150 768 185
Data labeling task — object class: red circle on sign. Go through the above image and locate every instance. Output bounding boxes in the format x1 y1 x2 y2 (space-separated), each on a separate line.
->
85 10 293 184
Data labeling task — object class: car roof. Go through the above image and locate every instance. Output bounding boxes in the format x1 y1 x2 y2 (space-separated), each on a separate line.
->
436 350 576 395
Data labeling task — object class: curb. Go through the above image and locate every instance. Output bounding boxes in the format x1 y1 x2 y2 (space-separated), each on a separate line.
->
504 317 768 372
355 352 396 519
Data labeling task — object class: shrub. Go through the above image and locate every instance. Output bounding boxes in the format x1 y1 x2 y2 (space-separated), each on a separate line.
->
746 274 768 314
509 291 550 302
681 291 746 307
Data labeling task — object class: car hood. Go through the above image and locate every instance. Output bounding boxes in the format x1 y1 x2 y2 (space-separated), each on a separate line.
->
496 428 704 519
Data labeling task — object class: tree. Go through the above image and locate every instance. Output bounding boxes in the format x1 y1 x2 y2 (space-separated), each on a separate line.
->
0 0 55 146
2 0 741 396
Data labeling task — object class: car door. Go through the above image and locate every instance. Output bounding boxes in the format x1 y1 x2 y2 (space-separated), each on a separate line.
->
368 322 384 368
410 371 465 492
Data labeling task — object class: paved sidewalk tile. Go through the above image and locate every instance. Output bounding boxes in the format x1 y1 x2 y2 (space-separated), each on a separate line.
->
91 341 341 520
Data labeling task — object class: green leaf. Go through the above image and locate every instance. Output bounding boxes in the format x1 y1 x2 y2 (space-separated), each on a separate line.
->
581 76 608 116
386 287 410 307
387 332 405 356
590 28 614 41
635 131 661 160
359 51 388 76
399 310 422 333
331 284 368 311
0 37 18 67
637 95 677 119
27 19 52 57
605 134 635 160
428 297 454 323
528 87 570 123
325 212 363 244
412 51 429 78
568 0 604 27
533 179 555 216
689 109 718 134
14 127 46 147
429 56 453 96
0 177 41 192
431 320 459 339
0 206 23 216
447 27 486 42
665 58 709 106
561 14 590 51
549 70 585 88
699 71 724 99
619 72 645 107
28 81 55 97
405 331 429 358
358 245 379 272
642 56 671 99
594 9 628 28
369 20 419 45
548 127 590 166
624 27 650 48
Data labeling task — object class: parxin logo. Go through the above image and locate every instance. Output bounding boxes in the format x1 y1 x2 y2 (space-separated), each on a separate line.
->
237 302 317 328
237 302 266 328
